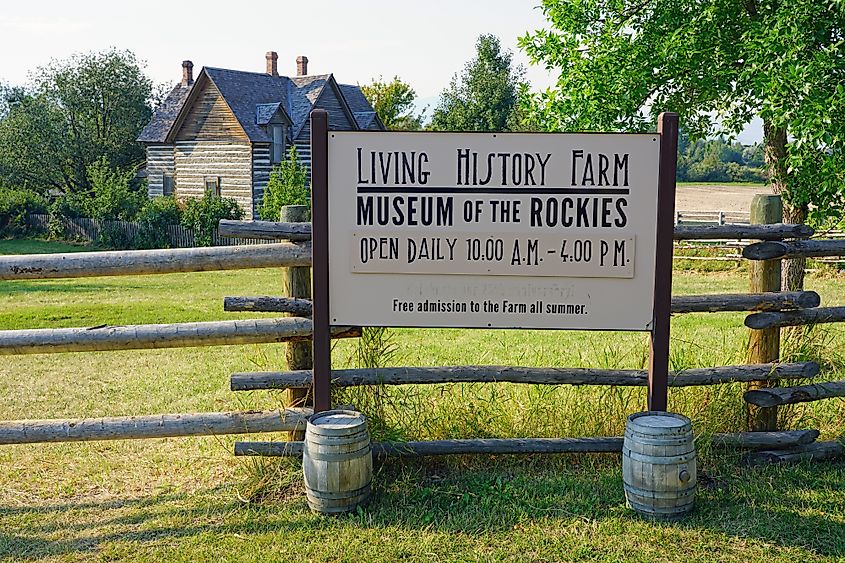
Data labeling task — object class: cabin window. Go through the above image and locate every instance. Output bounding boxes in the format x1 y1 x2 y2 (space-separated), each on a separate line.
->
162 174 174 196
271 125 285 164
204 176 221 197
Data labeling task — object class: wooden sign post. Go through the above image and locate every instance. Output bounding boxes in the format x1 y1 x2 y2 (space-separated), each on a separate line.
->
648 112 679 411
311 110 332 413
310 109 678 413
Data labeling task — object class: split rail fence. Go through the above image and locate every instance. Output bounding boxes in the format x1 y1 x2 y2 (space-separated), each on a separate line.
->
1 196 844 465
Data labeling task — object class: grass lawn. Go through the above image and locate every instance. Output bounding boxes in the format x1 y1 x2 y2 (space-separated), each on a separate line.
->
0 239 843 561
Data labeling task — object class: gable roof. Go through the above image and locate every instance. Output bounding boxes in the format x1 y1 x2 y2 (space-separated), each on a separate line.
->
256 102 287 125
338 84 385 130
138 66 381 144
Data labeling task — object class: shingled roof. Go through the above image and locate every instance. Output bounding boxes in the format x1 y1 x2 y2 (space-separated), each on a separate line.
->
138 66 380 144
338 84 383 130
137 83 192 143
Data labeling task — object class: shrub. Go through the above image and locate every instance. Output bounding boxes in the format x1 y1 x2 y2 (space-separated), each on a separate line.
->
181 192 243 246
96 221 135 250
260 146 309 221
87 157 146 221
0 187 48 236
135 196 183 249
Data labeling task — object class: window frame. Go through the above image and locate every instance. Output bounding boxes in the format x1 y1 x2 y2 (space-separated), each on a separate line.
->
162 173 174 196
270 124 285 164
204 176 221 197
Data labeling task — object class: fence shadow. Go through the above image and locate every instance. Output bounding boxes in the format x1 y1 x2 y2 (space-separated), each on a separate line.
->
0 459 842 559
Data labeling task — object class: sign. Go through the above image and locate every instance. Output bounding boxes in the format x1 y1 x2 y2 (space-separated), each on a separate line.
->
327 132 661 330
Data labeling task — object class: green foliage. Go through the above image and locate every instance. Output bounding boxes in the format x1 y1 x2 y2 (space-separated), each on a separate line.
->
86 157 146 221
519 0 845 225
677 136 766 183
136 196 183 249
95 222 135 250
0 187 48 236
430 34 525 132
0 48 153 193
181 192 243 246
260 146 309 220
360 76 423 130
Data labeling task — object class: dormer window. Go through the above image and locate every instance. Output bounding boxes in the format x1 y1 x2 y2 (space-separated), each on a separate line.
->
271 124 285 164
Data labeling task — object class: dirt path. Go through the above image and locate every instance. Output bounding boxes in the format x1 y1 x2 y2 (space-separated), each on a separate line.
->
675 184 773 212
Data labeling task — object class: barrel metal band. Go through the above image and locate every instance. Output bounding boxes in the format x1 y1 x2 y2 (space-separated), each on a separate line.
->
622 448 695 464
304 445 372 462
306 483 372 500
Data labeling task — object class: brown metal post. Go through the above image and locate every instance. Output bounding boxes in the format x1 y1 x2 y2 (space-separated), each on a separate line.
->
310 109 331 413
648 112 678 411
747 194 782 431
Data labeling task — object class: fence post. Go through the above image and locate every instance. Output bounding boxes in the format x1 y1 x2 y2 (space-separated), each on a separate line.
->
747 194 782 431
281 204 312 439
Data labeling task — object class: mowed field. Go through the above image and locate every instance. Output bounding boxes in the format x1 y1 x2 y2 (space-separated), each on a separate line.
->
0 237 844 561
676 182 774 213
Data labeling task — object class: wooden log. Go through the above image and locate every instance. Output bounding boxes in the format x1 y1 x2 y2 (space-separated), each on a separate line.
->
0 243 312 280
224 296 313 316
673 223 813 241
234 430 821 457
0 408 311 444
744 380 845 407
219 222 813 242
743 239 845 260
708 429 819 449
746 194 782 432
217 219 312 241
224 292 820 316
0 318 360 355
671 291 820 313
745 306 845 330
230 362 819 391
743 441 845 465
235 437 625 457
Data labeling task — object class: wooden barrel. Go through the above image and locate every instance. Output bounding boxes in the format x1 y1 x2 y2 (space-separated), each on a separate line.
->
303 410 372 514
622 411 696 521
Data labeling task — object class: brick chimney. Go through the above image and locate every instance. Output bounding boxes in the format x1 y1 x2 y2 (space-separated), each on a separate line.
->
181 60 194 86
296 55 309 76
266 51 279 76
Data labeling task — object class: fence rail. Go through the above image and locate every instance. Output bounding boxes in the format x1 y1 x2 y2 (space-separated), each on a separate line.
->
0 408 311 445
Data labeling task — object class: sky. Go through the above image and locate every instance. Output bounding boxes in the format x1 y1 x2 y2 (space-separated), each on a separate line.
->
0 0 762 143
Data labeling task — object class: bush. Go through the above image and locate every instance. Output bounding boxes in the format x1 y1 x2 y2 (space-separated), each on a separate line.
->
0 187 48 236
181 192 243 246
95 221 135 250
136 196 183 249
87 157 146 221
260 146 309 221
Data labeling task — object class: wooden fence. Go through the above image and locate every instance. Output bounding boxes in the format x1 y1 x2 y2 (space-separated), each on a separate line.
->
1 200 844 466
27 214 273 248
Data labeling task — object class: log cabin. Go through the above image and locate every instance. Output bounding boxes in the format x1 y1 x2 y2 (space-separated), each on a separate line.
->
137 52 384 218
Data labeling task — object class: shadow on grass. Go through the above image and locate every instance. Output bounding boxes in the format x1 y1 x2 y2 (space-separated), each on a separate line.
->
0 459 842 559
0 281 147 296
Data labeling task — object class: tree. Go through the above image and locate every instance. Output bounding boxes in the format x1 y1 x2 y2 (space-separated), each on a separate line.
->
0 49 154 194
520 1 845 289
260 146 309 221
430 34 525 131
360 76 423 130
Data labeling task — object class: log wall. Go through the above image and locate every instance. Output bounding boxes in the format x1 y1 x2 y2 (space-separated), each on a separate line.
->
145 145 175 197
252 143 272 218
174 141 254 217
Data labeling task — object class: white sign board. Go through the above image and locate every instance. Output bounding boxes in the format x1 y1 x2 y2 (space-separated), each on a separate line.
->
327 132 661 330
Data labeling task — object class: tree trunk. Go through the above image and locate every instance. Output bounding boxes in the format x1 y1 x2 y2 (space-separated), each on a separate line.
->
782 204 808 291
763 121 806 291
